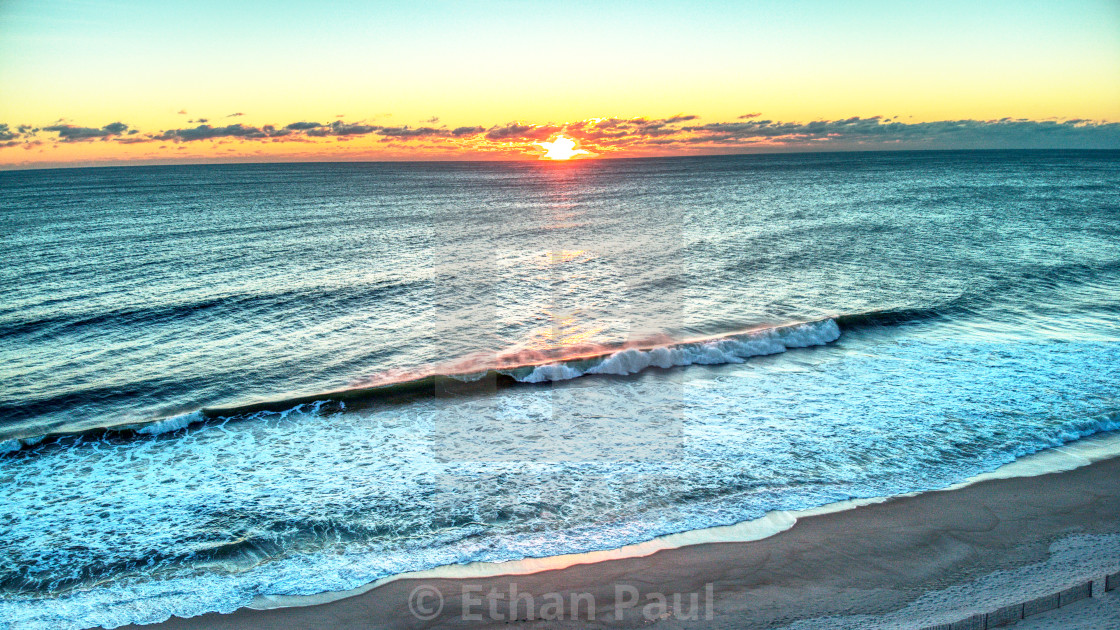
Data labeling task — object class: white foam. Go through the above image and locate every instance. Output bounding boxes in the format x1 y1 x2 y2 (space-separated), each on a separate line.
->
448 371 489 383
946 421 1120 487
518 363 583 383
136 410 205 436
0 434 46 454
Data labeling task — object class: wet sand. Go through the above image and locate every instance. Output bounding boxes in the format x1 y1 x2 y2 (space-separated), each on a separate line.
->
124 455 1120 629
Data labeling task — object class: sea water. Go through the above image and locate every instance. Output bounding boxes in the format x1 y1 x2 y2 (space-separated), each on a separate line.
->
1 151 1118 628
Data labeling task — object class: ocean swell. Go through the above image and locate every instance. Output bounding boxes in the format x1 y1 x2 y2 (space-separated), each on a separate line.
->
516 319 839 383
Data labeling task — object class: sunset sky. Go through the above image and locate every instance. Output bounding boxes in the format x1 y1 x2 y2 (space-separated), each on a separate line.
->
1 0 1118 168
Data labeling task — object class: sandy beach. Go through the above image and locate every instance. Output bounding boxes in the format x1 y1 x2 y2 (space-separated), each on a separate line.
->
123 450 1120 630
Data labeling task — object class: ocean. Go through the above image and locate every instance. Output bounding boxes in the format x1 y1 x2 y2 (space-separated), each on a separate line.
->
1 150 1118 628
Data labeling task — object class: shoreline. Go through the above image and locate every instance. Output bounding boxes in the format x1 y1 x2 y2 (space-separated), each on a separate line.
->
124 431 1120 629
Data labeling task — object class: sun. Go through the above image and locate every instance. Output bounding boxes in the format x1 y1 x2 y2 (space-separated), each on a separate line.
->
535 134 592 160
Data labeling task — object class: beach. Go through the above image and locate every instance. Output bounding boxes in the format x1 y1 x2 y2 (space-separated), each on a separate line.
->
128 446 1120 629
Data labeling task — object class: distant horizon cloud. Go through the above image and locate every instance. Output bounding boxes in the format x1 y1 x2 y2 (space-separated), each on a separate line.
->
155 123 267 142
39 122 130 142
452 125 485 136
3 114 1118 165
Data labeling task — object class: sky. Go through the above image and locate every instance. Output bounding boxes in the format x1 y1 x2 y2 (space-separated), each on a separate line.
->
1 0 1118 168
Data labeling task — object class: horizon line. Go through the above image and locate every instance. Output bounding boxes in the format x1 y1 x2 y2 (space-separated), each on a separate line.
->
3 146 1119 174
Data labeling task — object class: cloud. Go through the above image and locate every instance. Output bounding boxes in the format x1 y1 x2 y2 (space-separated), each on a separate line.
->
485 122 561 141
227 112 245 117
738 112 762 119
424 116 440 123
155 123 268 141
485 123 534 140
452 126 485 136
261 125 291 137
304 120 379 136
42 122 130 142
177 110 187 115
284 121 324 130
377 126 447 138
0 124 18 142
676 116 1120 149
559 116 700 145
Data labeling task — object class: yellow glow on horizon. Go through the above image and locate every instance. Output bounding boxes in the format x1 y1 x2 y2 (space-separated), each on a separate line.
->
535 134 591 160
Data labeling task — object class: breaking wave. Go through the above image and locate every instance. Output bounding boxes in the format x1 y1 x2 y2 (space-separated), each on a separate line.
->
2 301 1021 457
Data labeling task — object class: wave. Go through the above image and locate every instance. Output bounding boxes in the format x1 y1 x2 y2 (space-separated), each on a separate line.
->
0 319 844 456
517 318 839 382
1 301 987 457
831 303 974 329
